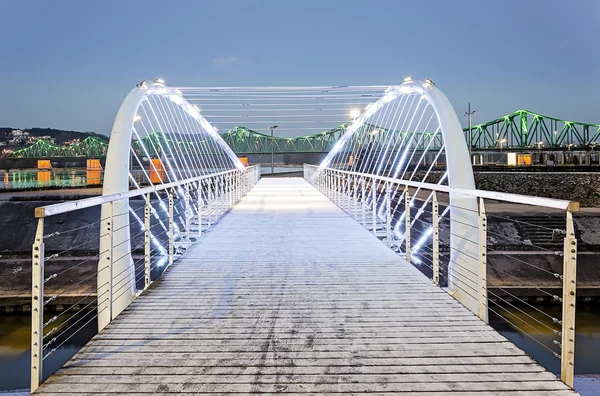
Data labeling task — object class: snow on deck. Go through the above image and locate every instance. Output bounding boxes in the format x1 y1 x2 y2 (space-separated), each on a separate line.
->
35 178 577 395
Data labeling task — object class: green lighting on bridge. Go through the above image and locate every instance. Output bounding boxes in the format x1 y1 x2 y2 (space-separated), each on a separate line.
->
4 109 600 159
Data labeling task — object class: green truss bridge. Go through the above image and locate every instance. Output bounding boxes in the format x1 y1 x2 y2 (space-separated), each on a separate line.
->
3 109 599 159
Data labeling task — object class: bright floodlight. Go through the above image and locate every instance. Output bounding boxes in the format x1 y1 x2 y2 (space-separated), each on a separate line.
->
155 78 165 84
350 109 361 119
403 76 413 83
134 115 142 122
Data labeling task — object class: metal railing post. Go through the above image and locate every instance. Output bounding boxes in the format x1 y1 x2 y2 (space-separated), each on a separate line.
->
385 182 392 247
168 188 174 268
235 172 240 202
218 176 224 216
353 176 358 220
184 183 191 250
371 178 377 235
230 174 234 207
196 184 202 238
230 174 234 205
561 209 577 388
404 187 410 258
108 202 114 320
347 176 352 214
478 197 488 323
361 177 366 227
30 218 44 393
214 178 219 219
333 172 338 204
221 176 226 214
338 172 342 206
144 194 151 289
432 192 440 285
226 175 231 209
206 178 217 227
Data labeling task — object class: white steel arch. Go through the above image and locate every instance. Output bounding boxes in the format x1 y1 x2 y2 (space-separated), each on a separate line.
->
318 79 480 315
98 81 243 330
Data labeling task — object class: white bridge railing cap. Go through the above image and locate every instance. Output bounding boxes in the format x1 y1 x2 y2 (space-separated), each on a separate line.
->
35 166 260 218
306 164 579 212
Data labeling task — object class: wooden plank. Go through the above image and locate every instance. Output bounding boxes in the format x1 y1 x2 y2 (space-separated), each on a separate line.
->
34 178 576 395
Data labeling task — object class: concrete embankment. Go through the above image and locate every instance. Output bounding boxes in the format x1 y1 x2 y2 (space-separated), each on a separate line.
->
412 170 600 207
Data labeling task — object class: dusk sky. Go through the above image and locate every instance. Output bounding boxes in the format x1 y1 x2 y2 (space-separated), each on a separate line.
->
0 0 599 137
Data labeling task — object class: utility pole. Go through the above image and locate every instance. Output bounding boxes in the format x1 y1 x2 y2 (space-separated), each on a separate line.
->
465 102 476 158
269 125 278 175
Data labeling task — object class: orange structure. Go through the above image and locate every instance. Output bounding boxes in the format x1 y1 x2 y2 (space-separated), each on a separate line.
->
87 159 103 170
37 171 51 184
149 158 166 183
37 160 52 169
238 157 249 167
517 154 532 166
86 170 102 185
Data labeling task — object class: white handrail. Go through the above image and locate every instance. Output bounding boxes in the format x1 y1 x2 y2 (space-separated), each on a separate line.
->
304 162 578 387
35 166 261 218
30 164 262 393
304 164 579 211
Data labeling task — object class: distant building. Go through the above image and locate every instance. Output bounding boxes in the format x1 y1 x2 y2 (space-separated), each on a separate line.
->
11 129 29 137
9 137 25 145
65 138 80 146
27 135 55 144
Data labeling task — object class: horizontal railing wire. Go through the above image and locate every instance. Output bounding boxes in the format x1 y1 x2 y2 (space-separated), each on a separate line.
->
306 165 572 375
32 166 261 391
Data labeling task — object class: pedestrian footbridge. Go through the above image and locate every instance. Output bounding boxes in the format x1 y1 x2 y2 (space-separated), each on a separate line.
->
28 79 581 394
34 177 576 395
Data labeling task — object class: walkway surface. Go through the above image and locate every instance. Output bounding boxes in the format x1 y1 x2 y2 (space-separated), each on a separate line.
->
36 178 577 395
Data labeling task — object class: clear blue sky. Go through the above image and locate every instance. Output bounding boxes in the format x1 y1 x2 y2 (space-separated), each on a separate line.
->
0 0 598 136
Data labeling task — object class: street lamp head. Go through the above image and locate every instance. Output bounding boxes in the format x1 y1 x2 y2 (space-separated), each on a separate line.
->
270 125 279 130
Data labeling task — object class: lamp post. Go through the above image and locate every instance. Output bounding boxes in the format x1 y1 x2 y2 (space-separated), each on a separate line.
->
465 102 475 156
269 125 278 175
590 142 598 166
497 138 506 152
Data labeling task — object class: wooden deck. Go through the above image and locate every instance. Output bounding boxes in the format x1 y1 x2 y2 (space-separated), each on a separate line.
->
36 178 577 395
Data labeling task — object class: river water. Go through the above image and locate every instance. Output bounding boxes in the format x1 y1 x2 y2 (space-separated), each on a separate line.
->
0 305 598 391
0 167 302 191
0 169 101 190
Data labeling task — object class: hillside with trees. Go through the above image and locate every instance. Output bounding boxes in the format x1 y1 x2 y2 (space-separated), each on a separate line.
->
0 127 108 145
